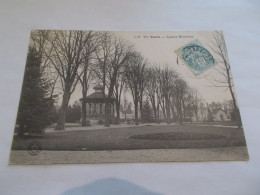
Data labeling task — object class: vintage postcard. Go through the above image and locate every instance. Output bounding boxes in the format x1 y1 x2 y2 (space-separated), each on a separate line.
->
9 30 248 164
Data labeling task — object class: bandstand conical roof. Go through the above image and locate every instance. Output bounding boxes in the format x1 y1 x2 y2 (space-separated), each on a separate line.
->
93 83 103 90
82 84 115 103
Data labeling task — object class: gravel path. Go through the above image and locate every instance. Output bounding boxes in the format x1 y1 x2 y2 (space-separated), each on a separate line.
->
9 146 248 165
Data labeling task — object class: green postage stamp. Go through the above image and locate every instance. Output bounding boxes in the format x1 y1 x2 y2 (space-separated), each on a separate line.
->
175 40 216 76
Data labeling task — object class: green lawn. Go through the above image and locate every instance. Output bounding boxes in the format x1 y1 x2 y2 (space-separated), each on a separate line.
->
11 124 247 151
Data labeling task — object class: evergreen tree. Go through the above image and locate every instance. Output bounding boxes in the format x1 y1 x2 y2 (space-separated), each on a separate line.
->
16 47 54 136
142 99 153 123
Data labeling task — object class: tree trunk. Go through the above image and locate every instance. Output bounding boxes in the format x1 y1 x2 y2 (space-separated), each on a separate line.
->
81 98 87 126
151 98 157 123
81 65 88 127
104 101 110 127
170 98 176 122
160 100 167 120
139 97 143 123
134 97 139 125
189 112 192 123
55 88 70 130
116 101 120 125
229 87 242 128
157 106 160 123
182 100 186 120
55 91 70 130
105 72 117 127
162 100 167 120
166 97 171 124
195 111 198 122
177 98 183 125
156 94 160 123
226 64 242 128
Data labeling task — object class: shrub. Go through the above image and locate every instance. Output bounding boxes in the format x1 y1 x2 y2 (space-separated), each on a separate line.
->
86 120 91 126
98 120 104 125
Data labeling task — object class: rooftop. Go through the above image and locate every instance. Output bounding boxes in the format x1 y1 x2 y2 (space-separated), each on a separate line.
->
93 84 103 90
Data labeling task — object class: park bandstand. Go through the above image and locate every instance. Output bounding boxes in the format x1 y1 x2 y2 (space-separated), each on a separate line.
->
82 84 115 124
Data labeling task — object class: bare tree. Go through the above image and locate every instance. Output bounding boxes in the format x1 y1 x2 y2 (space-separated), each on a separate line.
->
160 66 178 124
114 74 126 124
189 89 200 121
173 78 188 125
138 65 150 122
199 100 207 122
121 95 129 120
170 95 177 122
46 30 91 130
78 31 101 126
158 70 166 120
95 33 132 126
125 52 146 125
155 68 163 123
94 33 112 126
145 67 160 122
210 31 242 128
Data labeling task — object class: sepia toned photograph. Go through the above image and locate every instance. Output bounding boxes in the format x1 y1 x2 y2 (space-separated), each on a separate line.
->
9 30 248 164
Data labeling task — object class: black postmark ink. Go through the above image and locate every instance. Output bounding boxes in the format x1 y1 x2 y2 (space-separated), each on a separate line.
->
27 141 42 156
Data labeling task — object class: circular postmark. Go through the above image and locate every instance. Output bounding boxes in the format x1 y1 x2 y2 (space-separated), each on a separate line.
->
182 45 214 69
176 40 216 76
27 141 42 156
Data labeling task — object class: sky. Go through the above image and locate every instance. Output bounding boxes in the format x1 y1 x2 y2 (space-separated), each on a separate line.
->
67 31 236 105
